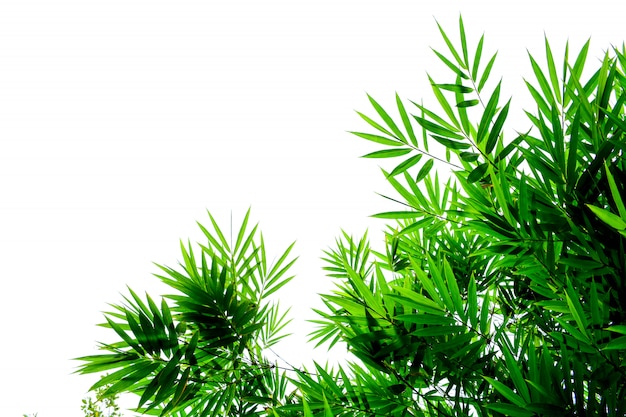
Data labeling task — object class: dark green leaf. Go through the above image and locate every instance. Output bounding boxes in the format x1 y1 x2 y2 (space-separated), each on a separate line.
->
457 99 479 108
476 81 501 144
460 152 480 162
485 99 511 154
467 163 489 183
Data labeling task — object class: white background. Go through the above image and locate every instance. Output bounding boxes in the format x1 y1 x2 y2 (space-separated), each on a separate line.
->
1 0 624 415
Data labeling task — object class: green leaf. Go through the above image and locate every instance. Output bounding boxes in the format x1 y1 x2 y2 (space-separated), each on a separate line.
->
565 277 589 336
586 204 626 230
457 99 479 108
395 314 456 326
460 152 480 162
605 163 626 219
362 148 413 159
429 76 461 129
413 116 464 139
356 111 395 137
605 325 626 335
431 48 469 79
390 288 445 315
476 81 501 144
525 81 552 119
411 325 466 336
443 258 463 316
604 336 626 350
467 275 478 328
415 159 434 182
495 130 526 163
350 132 402 147
430 135 471 150
467 163 489 183
472 33 485 80
396 93 418 146
105 317 145 355
480 290 492 334
372 211 421 220
368 94 405 142
544 35 562 104
435 20 466 69
478 52 497 92
435 83 473 94
483 376 527 407
322 393 333 417
485 403 534 417
502 340 531 403
459 15 469 66
388 154 423 177
528 51 556 105
485 99 510 154
302 397 313 417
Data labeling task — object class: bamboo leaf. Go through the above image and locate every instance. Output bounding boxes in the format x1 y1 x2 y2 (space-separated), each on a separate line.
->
605 325 626 335
586 204 626 230
430 135 471 150
350 132 403 147
605 163 626 219
435 83 473 94
544 35 562 104
457 99 479 108
415 159 434 182
459 15 469 66
528 51 556 105
477 81 502 145
371 211 421 220
460 152 480 162
501 340 531 403
397 93 419 146
362 148 413 159
478 52 498 92
485 99 511 154
603 336 626 350
472 34 485 80
467 275 478 328
483 377 527 407
467 163 489 183
413 116 464 139
368 94 406 142
388 154 423 177
435 19 466 69
356 111 395 137
431 48 469 79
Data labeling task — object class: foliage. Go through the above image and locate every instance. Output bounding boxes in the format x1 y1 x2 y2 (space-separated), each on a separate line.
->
76 208 296 416
81 385 123 417
77 17 626 416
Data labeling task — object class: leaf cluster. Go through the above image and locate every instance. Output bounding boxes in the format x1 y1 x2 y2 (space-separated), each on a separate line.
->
76 209 297 416
322 16 626 416
77 17 626 417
